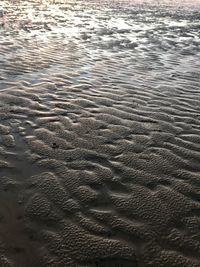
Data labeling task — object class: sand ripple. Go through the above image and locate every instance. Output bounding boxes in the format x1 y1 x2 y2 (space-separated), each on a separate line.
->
0 1 200 267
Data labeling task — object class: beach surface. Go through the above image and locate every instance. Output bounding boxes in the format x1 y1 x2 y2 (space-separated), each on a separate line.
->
0 0 200 266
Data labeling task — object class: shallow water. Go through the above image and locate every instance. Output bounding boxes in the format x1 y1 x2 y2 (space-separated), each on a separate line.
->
0 1 200 267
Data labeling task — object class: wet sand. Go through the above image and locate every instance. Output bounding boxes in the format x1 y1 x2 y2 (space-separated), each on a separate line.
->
0 0 200 266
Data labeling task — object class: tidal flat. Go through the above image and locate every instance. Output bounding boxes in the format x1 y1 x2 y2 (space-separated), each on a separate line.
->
0 0 200 266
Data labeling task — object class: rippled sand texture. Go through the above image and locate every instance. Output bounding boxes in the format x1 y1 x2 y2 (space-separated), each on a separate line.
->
0 0 200 266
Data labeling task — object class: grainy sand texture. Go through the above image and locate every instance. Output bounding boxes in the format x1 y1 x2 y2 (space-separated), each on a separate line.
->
0 0 200 266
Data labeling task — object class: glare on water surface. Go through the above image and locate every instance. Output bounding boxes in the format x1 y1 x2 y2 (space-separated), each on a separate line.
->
0 0 200 80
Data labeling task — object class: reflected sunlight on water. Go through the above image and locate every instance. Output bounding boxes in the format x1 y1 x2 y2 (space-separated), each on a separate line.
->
0 0 199 87
0 0 199 70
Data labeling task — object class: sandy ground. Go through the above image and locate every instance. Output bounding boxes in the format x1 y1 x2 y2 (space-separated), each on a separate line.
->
0 0 200 266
